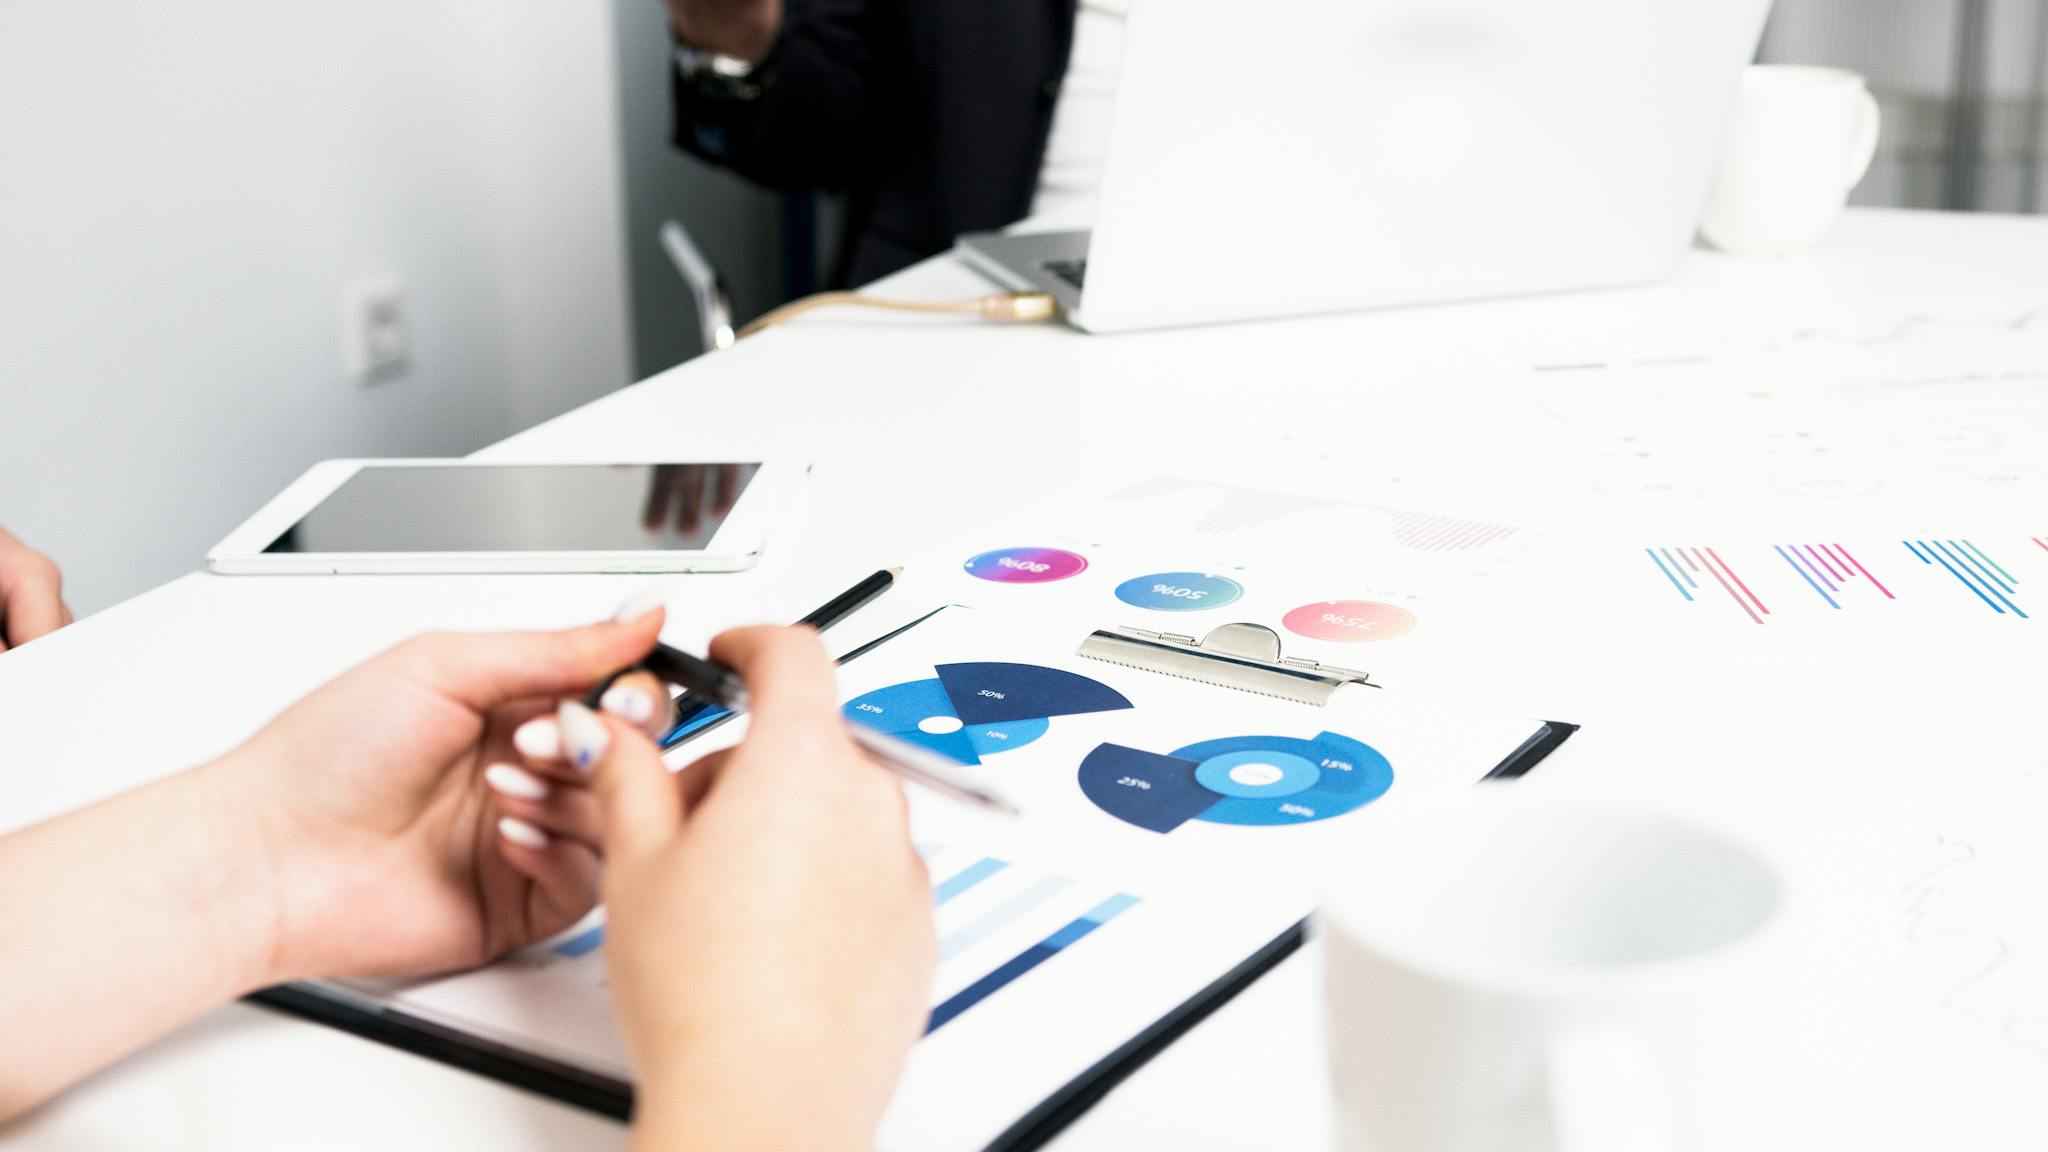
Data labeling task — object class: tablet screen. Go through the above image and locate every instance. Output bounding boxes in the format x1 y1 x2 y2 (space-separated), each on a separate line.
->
263 463 762 554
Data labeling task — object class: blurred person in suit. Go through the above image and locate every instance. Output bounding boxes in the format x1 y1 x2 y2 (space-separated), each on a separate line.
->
667 0 1127 285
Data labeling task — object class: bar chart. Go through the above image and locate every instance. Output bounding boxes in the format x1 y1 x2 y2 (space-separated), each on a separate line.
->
920 845 1141 1035
529 844 1143 1038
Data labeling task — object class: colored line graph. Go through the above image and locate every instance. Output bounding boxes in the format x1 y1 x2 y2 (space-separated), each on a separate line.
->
1645 546 1770 624
1905 539 2028 618
1771 542 1895 608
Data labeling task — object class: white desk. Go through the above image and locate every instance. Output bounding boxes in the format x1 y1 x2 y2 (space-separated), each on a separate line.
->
4 209 2045 1149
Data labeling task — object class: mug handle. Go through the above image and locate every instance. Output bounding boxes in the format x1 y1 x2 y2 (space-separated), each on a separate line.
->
1845 88 1881 190
1545 1026 1677 1152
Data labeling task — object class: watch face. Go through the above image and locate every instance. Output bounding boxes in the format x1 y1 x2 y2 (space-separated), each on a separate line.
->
677 47 765 100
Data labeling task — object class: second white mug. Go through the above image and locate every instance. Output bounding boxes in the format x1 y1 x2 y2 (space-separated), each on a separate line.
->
1319 789 1786 1152
1699 64 1881 257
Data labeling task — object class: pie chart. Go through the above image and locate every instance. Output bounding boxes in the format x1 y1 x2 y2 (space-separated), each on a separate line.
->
843 662 1133 765
1078 731 1392 832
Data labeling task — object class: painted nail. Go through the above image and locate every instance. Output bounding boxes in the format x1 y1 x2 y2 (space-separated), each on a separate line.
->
484 763 550 801
557 700 610 774
497 816 550 849
513 717 561 762
600 683 657 725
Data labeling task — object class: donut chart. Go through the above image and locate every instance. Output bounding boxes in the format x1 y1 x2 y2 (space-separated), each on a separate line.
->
844 662 1132 765
1078 731 1392 832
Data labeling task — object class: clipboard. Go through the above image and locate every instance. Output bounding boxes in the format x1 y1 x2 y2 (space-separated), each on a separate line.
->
250 607 1576 1149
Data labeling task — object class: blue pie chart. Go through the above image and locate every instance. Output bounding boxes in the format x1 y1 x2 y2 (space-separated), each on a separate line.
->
1077 731 1392 832
844 662 1133 765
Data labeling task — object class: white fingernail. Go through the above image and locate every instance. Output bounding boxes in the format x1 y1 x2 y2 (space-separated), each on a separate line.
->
557 700 610 774
513 718 561 762
497 816 550 849
612 593 670 623
600 683 657 724
484 763 550 801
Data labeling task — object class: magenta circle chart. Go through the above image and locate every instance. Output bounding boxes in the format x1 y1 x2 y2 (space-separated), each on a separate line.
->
1281 600 1418 642
962 547 1090 584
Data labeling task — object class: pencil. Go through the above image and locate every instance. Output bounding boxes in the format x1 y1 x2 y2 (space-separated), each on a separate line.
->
799 566 900 630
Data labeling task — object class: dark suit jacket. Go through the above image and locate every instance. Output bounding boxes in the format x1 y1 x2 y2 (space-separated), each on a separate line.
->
674 0 1078 286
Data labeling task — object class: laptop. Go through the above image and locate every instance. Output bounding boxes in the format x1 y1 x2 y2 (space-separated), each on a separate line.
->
957 0 1773 334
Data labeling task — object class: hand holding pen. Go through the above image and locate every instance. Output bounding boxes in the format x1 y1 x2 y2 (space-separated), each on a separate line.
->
590 639 1017 814
558 624 940 1148
587 567 1018 815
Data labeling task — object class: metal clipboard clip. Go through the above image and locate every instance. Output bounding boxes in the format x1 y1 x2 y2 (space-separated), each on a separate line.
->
1076 622 1378 706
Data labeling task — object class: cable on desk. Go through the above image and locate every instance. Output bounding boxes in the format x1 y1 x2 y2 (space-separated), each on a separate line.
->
735 290 1059 340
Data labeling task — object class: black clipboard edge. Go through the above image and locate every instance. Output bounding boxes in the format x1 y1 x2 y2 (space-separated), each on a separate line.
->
1486 718 1579 781
248 983 636 1119
248 613 1579 1150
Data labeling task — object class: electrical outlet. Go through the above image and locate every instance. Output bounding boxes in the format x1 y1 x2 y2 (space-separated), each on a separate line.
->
342 276 409 384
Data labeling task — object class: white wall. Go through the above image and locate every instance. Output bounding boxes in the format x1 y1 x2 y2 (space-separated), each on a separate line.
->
610 0 786 377
0 1 634 613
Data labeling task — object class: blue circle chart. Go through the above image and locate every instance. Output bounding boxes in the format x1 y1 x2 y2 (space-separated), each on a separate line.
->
1114 571 1245 612
843 662 1132 766
1077 731 1393 832
1194 749 1320 799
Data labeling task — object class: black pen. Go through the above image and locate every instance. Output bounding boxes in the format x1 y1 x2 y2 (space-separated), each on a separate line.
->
629 641 1019 815
596 567 900 732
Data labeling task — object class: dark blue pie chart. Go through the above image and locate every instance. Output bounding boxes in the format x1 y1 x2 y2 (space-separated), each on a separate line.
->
844 662 1133 765
1078 731 1393 832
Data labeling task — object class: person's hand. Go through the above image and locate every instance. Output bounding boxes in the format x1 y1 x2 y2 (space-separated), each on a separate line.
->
582 626 935 1152
0 525 72 652
664 0 782 65
203 612 675 984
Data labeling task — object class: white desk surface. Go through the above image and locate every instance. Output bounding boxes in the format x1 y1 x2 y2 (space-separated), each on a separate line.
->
4 208 2045 1149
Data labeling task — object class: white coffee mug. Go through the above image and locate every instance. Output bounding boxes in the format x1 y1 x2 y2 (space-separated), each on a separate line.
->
1319 789 1785 1152
1699 65 1881 257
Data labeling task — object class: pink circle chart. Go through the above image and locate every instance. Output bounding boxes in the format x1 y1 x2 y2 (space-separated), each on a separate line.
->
1282 600 1418 643
963 546 1090 584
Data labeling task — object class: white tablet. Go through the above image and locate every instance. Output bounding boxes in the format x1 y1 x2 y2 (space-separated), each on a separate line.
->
207 458 802 575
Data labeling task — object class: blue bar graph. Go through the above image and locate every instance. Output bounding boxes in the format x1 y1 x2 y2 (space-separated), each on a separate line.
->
932 857 1009 906
939 874 1074 961
926 893 1141 1033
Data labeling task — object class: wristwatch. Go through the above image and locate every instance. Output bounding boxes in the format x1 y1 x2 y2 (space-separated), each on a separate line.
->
673 39 776 102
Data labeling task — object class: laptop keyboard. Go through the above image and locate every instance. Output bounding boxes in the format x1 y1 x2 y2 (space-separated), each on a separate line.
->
1041 258 1088 290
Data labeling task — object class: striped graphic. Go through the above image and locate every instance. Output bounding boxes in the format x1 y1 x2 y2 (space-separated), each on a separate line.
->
926 893 1141 1033
2035 536 2048 553
1112 478 1516 552
1376 507 1519 551
1905 539 2028 618
1773 542 1895 608
1646 546 1769 624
